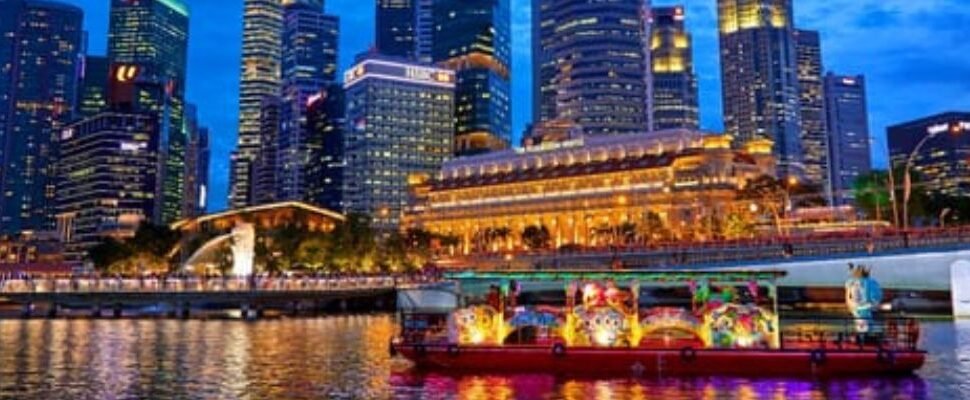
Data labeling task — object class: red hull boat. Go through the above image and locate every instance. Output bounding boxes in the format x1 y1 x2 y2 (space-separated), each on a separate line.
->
394 344 925 377
394 269 927 377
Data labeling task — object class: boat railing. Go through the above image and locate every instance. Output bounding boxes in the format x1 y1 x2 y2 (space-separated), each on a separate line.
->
779 316 921 352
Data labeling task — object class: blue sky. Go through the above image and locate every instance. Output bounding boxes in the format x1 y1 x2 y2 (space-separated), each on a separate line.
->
65 0 970 212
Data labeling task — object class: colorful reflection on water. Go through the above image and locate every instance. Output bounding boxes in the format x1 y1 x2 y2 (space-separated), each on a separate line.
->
0 316 967 399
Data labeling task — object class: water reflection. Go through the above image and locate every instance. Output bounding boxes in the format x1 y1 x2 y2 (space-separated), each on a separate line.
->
0 318 966 399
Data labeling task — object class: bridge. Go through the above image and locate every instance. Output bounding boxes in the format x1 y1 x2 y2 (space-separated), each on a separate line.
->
0 276 435 319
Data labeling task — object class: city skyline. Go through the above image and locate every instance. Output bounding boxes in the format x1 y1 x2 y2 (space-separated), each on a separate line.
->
62 0 970 212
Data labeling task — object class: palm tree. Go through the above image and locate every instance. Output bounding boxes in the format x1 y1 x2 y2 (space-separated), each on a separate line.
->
521 225 551 250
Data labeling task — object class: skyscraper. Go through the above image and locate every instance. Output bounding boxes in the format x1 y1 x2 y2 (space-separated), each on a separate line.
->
305 83 345 210
108 0 189 223
824 73 870 205
794 29 828 188
78 55 110 118
375 0 432 61
342 55 454 231
277 0 339 201
231 0 283 209
251 95 281 205
432 0 511 155
0 0 83 235
56 112 160 261
650 6 699 130
533 0 652 136
888 112 970 198
183 103 210 217
718 0 802 179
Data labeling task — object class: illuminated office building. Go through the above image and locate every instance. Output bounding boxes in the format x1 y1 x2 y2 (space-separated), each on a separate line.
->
794 29 828 188
78 55 110 118
0 0 83 235
306 84 345 210
183 104 210 217
376 0 432 61
533 0 652 136
56 113 160 261
406 131 776 254
432 0 511 155
342 56 454 231
251 95 281 205
232 0 284 209
718 0 802 179
277 0 339 201
824 73 870 205
888 112 970 198
651 6 698 131
108 0 189 223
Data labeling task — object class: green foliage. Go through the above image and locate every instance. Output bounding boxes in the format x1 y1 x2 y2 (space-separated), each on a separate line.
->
86 223 180 274
521 225 551 250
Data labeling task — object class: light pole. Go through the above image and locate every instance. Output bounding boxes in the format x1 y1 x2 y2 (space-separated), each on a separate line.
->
899 129 945 230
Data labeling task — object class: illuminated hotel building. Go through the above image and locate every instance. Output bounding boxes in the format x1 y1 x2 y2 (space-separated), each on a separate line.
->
824 73 870 205
888 112 970 198
277 0 339 201
533 0 652 135
108 0 190 223
794 29 828 188
56 113 161 261
432 0 512 155
651 6 699 131
0 0 83 235
232 0 284 209
718 0 803 179
407 131 776 254
342 56 455 231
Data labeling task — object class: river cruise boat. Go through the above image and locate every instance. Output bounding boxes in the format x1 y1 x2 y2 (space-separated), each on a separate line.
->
392 269 925 377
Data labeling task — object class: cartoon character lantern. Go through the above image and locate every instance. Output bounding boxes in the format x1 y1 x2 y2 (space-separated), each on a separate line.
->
845 264 883 332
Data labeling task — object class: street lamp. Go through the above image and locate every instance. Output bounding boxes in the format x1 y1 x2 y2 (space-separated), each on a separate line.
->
895 126 955 230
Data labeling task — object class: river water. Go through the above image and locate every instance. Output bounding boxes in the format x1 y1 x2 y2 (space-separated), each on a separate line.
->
0 316 967 399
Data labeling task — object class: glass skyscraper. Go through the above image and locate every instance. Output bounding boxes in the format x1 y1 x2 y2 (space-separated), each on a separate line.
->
432 0 511 155
231 0 283 209
888 112 970 198
305 83 345 211
78 55 110 119
533 0 652 136
651 6 699 131
277 0 339 201
0 0 83 235
108 0 189 223
718 0 802 179
342 56 454 231
824 73 870 205
795 29 828 188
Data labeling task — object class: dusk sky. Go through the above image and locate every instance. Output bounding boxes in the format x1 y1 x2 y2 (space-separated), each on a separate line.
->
64 0 970 212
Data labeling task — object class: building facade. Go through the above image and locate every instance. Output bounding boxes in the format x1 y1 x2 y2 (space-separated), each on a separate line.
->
305 83 345 211
108 0 189 223
718 0 802 179
533 0 652 136
650 6 699 131
251 95 281 205
277 0 339 201
794 29 828 189
183 103 210 217
78 55 110 118
231 0 284 209
376 0 432 61
406 131 776 254
56 112 161 261
342 56 455 231
824 73 870 205
888 112 970 198
0 0 83 235
432 0 512 155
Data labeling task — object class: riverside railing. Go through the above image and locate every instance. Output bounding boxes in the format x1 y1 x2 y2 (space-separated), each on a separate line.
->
0 275 439 295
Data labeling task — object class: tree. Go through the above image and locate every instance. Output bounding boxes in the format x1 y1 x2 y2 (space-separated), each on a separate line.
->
521 225 551 250
641 212 670 243
327 213 378 272
853 171 892 222
86 223 180 274
738 175 789 235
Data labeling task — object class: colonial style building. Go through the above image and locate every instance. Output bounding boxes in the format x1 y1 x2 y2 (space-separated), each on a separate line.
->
406 130 775 254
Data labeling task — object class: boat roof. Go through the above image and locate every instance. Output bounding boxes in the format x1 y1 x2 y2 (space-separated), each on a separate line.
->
444 269 787 284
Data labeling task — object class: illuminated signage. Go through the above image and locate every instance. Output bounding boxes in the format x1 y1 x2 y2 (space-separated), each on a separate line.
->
841 77 857 86
61 128 74 141
344 60 455 87
927 123 949 135
114 65 140 83
928 121 970 135
120 141 147 151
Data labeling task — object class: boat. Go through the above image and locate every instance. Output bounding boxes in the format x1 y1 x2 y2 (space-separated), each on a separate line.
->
391 269 925 377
